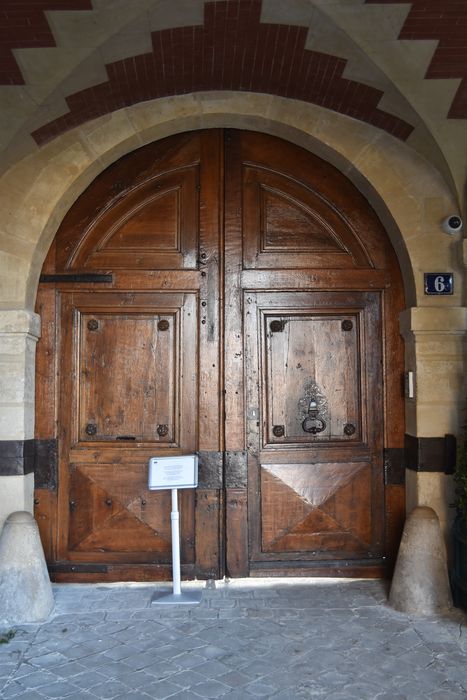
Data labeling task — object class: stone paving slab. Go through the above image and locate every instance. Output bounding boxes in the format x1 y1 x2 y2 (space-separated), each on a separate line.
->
0 578 467 699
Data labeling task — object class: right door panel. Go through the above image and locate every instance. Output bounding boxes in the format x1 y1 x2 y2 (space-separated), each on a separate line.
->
245 290 384 567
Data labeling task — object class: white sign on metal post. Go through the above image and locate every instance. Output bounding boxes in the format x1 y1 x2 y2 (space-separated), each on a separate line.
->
148 454 198 490
148 455 201 606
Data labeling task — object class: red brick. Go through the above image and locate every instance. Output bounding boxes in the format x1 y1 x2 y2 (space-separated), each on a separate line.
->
0 0 90 84
367 0 467 117
30 0 414 144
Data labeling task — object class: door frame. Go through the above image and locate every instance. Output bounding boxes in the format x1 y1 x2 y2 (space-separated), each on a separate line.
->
34 128 406 581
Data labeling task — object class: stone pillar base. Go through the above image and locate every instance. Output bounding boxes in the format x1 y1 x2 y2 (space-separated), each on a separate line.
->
389 506 452 615
0 511 54 625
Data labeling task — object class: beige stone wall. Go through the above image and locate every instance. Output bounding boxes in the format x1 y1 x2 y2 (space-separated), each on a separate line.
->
0 92 464 535
0 311 39 531
401 307 467 543
0 310 40 441
401 307 467 438
0 474 34 533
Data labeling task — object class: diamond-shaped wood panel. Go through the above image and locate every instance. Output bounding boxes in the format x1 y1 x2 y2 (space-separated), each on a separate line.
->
261 462 372 554
69 464 173 556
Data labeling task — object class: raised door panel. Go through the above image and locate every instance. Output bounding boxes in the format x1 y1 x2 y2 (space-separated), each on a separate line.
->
67 168 198 270
260 462 372 555
58 291 197 564
64 291 196 450
243 166 369 270
55 132 202 271
263 312 361 445
78 311 177 444
245 290 384 565
67 463 193 564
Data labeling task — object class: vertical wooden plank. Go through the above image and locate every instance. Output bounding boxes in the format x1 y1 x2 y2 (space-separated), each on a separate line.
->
224 130 245 452
34 255 58 559
224 131 250 575
35 284 57 441
195 489 223 579
382 255 406 566
180 293 199 453
244 296 262 563
198 130 223 453
34 490 57 562
226 488 248 577
56 291 75 560
194 130 224 575
382 269 406 451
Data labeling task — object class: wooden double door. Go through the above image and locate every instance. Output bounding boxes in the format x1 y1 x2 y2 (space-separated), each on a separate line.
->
35 130 405 581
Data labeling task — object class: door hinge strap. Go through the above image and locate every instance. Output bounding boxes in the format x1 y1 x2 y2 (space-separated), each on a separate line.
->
40 273 113 284
383 448 405 485
48 563 108 573
195 451 248 489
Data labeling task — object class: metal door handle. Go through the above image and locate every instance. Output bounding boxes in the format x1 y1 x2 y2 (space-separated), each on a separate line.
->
302 399 326 434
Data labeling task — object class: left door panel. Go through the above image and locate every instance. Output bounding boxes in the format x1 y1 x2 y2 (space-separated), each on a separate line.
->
34 130 224 581
57 291 197 571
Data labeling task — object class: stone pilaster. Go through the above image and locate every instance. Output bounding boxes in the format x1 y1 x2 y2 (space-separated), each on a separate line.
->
400 306 467 540
0 310 40 532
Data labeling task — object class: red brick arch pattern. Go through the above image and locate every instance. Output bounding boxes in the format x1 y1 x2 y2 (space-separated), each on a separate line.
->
366 0 467 118
0 0 92 85
4 0 466 145
29 0 414 145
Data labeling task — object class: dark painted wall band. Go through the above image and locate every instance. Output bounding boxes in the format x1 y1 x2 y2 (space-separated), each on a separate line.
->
0 439 35 476
0 439 57 486
405 434 456 475
0 438 454 488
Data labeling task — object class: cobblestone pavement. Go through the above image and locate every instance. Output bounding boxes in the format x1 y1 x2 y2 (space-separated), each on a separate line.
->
1 578 467 699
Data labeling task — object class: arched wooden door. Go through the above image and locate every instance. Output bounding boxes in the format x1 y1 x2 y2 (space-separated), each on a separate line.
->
34 130 405 581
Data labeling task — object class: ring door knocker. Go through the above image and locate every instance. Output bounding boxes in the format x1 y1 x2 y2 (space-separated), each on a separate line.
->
302 398 326 435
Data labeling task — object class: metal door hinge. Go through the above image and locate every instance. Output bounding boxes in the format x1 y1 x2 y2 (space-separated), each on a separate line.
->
48 563 108 574
40 274 113 284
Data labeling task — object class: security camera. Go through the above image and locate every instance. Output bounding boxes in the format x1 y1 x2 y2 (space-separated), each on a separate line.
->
442 215 463 234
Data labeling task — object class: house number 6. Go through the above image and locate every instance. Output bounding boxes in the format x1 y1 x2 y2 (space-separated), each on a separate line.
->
434 275 446 292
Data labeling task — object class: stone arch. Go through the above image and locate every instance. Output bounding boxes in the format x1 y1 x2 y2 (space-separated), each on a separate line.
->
0 92 460 312
0 92 463 538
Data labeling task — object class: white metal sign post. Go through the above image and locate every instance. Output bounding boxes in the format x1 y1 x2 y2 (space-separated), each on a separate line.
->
148 455 201 606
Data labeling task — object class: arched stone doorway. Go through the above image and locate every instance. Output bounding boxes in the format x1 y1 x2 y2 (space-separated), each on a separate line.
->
34 129 405 581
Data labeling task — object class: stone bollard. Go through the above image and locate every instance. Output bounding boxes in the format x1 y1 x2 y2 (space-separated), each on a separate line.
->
0 511 54 625
389 506 452 615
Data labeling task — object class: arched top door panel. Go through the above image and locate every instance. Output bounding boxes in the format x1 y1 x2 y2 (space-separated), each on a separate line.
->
55 133 201 271
235 131 391 272
53 129 389 273
242 165 370 269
